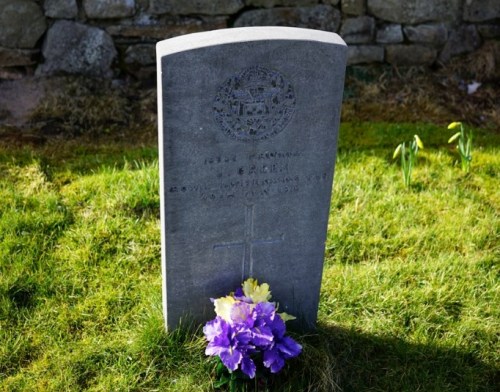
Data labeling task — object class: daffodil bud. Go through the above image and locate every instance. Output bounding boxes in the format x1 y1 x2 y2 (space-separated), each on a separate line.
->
393 144 402 159
447 122 462 130
414 135 424 149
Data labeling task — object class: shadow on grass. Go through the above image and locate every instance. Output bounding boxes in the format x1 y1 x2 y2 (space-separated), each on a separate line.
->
284 323 499 392
138 319 498 392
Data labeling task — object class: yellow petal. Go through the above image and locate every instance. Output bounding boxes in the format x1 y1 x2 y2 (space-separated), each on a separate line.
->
448 132 461 143
242 278 258 298
242 278 272 303
393 144 402 159
214 296 236 321
251 282 271 303
447 122 462 130
414 135 424 149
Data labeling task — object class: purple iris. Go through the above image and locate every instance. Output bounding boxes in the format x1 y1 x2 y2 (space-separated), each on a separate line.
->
203 315 257 378
263 334 302 373
255 307 302 373
233 287 253 304
203 282 302 379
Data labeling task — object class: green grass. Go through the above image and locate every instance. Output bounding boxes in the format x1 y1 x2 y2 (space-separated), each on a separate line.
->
1 122 498 391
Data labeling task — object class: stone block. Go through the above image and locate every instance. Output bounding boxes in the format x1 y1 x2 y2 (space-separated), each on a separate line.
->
107 18 227 40
0 47 39 67
340 16 375 44
463 0 500 22
44 0 78 18
341 0 366 16
37 20 117 78
386 44 437 66
234 5 341 32
367 0 461 24
403 24 448 46
83 0 135 19
124 44 155 65
376 24 403 44
149 0 244 16
0 67 26 80
0 0 47 49
245 0 319 7
477 24 500 39
439 25 482 63
347 45 384 64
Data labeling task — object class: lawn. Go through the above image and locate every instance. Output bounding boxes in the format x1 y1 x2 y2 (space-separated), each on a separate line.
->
0 122 498 391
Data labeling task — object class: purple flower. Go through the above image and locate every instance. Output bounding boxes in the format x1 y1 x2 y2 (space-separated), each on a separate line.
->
230 301 256 329
233 287 254 305
203 316 256 377
204 279 302 379
263 335 302 373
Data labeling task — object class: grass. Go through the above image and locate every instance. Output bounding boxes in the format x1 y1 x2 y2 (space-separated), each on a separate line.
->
0 122 498 391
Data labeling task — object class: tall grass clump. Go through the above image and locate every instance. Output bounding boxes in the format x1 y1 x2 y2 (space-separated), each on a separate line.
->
393 134 424 187
448 121 473 173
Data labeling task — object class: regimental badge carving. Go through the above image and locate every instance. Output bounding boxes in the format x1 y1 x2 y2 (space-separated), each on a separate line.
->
213 66 296 142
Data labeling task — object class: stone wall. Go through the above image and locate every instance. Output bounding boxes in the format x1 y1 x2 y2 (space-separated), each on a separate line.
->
0 0 499 80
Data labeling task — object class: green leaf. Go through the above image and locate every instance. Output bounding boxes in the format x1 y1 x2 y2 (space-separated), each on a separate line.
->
448 132 461 143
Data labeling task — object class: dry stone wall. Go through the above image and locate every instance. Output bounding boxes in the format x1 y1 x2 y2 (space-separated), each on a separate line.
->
0 0 498 80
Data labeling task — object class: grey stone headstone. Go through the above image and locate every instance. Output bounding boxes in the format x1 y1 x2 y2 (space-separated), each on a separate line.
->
157 27 347 331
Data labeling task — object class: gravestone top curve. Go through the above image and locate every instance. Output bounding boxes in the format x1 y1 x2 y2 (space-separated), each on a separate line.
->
156 26 346 56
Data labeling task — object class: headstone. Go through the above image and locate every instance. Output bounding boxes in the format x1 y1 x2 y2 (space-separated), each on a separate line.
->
157 27 347 330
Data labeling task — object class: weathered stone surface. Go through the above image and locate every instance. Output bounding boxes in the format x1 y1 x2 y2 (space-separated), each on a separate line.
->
323 0 340 5
234 5 341 32
341 0 366 16
477 24 500 39
463 0 500 22
367 0 461 24
107 18 227 39
0 77 49 124
0 47 39 67
347 45 383 64
0 67 27 80
246 0 319 7
83 0 135 19
439 25 482 62
38 21 117 78
340 16 375 43
403 24 448 46
149 0 244 16
386 44 437 66
124 44 155 65
156 27 347 330
44 0 78 18
376 24 403 43
0 0 47 49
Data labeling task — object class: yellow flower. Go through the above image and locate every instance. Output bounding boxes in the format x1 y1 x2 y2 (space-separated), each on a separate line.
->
214 296 235 321
243 278 272 303
448 121 462 130
393 144 402 159
414 134 424 149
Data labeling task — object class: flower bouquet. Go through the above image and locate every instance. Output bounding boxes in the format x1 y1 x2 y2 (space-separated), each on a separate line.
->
203 278 302 390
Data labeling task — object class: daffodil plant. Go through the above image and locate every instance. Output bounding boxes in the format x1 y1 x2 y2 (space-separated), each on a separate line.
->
448 121 472 173
204 278 301 391
393 135 424 188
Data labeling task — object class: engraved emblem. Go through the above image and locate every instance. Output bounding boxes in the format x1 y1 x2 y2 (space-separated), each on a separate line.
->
213 66 296 142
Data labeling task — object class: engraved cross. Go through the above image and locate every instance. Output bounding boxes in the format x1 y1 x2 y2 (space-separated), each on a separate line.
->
213 204 284 280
